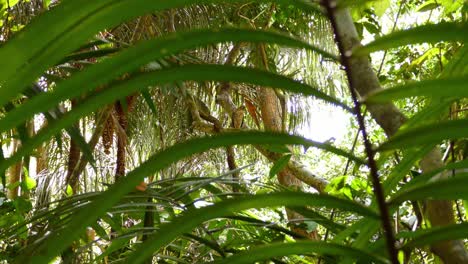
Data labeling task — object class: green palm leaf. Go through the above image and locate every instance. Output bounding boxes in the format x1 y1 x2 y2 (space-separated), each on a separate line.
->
378 119 468 151
16 132 374 264
213 241 388 264
400 223 468 249
0 0 321 107
389 175 468 205
0 28 337 134
354 22 468 55
364 75 468 103
0 64 357 173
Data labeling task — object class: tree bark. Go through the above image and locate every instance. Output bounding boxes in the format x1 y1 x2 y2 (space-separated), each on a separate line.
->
65 100 81 193
257 84 318 239
331 8 468 263
7 137 22 199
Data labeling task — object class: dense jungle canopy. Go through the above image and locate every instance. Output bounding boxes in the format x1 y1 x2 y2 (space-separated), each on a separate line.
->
0 0 467 263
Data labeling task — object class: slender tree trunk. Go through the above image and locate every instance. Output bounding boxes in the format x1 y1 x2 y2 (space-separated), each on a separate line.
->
7 137 22 199
330 8 468 263
65 100 81 193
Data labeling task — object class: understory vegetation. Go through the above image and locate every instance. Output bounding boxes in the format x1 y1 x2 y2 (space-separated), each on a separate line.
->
0 0 467 263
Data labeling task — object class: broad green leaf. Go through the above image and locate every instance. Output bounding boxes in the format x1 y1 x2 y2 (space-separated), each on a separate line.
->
93 235 133 263
389 175 468 206
364 76 468 103
378 119 468 151
66 185 73 196
17 132 375 264
401 223 468 249
0 28 337 134
373 0 390 17
269 154 292 178
0 0 19 11
0 0 322 108
354 22 468 55
416 1 440 12
213 241 388 264
23 176 36 191
0 65 358 173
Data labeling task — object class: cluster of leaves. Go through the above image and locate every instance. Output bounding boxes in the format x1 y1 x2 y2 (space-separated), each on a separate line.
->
0 0 467 263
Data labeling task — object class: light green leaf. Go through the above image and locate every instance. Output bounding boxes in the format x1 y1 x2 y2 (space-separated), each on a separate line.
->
23 176 36 191
364 76 468 103
354 22 468 55
378 119 468 151
66 185 73 196
213 241 388 264
416 1 439 12
373 0 390 17
269 154 292 178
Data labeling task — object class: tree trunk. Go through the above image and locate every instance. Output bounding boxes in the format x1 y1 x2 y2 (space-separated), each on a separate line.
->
7 137 22 199
65 100 81 193
331 8 468 263
257 85 318 240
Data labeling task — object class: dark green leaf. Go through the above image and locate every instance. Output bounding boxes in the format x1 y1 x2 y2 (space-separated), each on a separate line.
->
213 241 388 264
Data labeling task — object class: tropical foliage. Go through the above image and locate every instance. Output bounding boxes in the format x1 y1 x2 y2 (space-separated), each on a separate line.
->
0 0 467 263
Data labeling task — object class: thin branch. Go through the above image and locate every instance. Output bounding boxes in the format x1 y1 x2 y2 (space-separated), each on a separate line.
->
321 1 398 263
